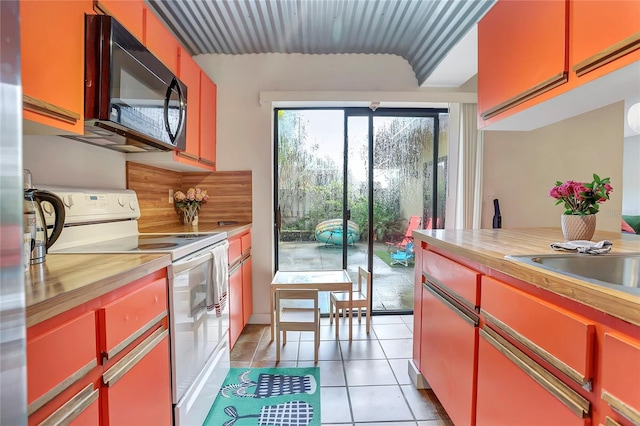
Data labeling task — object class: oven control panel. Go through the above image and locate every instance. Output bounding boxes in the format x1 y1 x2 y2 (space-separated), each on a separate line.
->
37 185 140 225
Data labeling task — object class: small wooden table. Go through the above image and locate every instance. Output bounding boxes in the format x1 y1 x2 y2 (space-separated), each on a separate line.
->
270 270 353 341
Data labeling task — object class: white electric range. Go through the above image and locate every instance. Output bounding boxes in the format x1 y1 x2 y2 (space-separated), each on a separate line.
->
41 185 230 426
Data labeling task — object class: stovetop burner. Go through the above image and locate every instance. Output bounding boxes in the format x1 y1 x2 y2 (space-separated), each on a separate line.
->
50 231 228 261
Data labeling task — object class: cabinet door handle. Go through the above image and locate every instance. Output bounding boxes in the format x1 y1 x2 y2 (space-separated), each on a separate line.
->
422 272 477 313
603 416 623 426
602 390 640 426
28 359 97 416
39 384 98 426
480 326 590 419
103 327 168 387
480 72 568 120
423 281 478 327
229 262 242 276
481 309 591 389
102 311 167 362
573 32 640 76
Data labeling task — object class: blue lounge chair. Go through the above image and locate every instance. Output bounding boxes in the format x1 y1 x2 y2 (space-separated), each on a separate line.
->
390 241 415 266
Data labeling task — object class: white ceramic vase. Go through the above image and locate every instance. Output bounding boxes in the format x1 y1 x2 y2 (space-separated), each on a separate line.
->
561 214 596 241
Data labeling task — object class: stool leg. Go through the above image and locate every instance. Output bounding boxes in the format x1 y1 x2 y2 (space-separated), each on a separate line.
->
366 308 371 334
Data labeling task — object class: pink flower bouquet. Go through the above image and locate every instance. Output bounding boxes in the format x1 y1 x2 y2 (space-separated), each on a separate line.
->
549 174 612 215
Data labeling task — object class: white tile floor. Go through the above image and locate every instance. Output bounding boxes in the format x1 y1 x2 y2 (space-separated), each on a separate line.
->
229 315 453 426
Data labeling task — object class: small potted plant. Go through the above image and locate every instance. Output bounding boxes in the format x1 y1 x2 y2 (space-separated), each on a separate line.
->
174 187 208 226
549 174 612 240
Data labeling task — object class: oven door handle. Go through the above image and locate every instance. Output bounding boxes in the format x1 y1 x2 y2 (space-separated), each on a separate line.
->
172 251 212 274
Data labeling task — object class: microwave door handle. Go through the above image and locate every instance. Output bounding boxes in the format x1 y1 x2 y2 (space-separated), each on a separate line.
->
172 251 212 274
164 77 184 144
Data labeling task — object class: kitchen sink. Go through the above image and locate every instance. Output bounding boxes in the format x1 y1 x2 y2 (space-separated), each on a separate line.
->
506 253 640 294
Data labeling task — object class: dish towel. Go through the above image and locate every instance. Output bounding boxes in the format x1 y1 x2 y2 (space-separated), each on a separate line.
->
208 240 229 316
550 240 613 255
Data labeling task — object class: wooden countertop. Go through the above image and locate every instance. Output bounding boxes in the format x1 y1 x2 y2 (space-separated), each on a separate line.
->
413 228 640 326
26 253 171 327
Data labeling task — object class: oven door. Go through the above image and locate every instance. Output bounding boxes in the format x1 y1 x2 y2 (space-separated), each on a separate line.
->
169 249 227 404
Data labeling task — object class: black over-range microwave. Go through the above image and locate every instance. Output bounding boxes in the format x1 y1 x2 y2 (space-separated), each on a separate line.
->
65 15 187 153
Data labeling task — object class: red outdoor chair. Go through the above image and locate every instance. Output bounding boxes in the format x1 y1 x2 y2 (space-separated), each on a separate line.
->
385 216 422 252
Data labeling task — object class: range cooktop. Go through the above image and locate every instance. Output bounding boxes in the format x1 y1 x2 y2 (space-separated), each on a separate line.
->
50 232 227 261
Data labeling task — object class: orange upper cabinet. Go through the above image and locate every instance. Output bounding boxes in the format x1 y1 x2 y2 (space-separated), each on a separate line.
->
20 0 93 134
199 72 217 168
177 50 202 164
95 0 144 41
144 7 179 74
478 0 569 122
571 0 640 77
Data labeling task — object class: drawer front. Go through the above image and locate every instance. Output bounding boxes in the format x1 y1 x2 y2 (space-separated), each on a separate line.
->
420 283 478 426
477 328 589 426
229 265 243 348
481 276 595 387
423 249 480 308
602 333 640 425
241 231 251 254
242 256 253 326
228 237 241 266
27 311 97 413
102 331 172 426
34 384 100 426
99 278 167 360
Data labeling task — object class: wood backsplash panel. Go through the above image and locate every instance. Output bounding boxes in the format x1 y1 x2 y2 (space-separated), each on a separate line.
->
127 162 252 230
127 162 182 229
182 171 252 224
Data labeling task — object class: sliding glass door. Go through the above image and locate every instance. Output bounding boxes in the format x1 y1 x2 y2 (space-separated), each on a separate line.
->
274 108 448 314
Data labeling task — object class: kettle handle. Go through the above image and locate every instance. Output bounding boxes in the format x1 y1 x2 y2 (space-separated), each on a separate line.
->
33 190 66 249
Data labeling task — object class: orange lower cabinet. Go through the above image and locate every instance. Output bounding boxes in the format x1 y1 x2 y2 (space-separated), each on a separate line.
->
68 388 100 425
27 310 98 415
601 333 640 426
242 256 253 326
422 250 480 308
412 254 423 368
229 263 243 348
98 277 168 362
102 328 172 426
30 382 100 426
228 236 242 267
476 327 590 426
481 276 595 388
419 281 478 426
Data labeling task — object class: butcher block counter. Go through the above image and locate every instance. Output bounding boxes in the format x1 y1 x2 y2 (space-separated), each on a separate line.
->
25 253 171 327
414 227 640 326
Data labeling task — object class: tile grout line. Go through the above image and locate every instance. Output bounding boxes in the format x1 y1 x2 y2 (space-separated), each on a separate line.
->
340 331 357 425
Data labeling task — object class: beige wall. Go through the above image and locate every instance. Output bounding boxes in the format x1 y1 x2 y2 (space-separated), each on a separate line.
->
623 135 640 215
196 53 474 323
482 102 625 232
23 135 126 188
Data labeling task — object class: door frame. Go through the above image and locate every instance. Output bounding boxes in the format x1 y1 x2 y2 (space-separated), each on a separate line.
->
273 106 448 314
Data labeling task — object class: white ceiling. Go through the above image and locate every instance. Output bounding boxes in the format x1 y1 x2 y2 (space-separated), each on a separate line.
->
420 24 478 88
